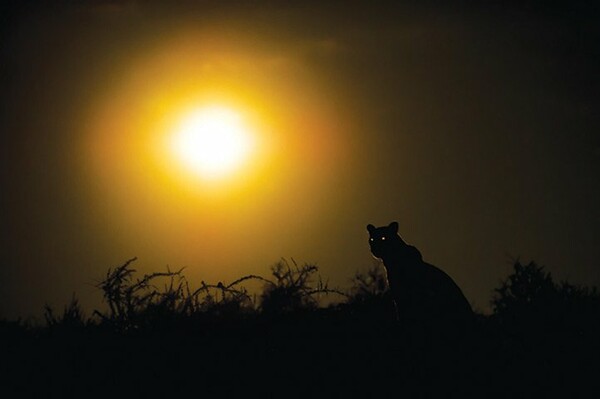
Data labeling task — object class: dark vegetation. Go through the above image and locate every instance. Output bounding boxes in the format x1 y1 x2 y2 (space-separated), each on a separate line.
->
1 258 599 397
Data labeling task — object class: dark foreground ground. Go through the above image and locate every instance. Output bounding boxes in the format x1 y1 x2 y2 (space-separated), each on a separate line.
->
2 260 599 398
2 306 599 398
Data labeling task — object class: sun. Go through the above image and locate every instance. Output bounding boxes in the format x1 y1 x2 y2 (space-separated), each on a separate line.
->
171 106 254 179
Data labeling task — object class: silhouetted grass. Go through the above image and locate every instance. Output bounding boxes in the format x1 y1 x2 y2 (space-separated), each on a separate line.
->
44 294 88 331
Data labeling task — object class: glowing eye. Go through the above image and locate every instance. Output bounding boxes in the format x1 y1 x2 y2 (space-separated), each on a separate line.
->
369 238 374 242
381 237 386 240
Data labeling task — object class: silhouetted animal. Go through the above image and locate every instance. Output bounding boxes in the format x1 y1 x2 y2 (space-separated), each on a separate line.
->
367 222 473 333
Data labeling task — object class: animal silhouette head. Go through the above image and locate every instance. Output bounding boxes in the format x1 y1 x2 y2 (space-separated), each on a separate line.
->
367 222 403 259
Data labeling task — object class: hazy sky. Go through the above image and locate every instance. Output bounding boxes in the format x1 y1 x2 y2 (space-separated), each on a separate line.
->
1 1 599 318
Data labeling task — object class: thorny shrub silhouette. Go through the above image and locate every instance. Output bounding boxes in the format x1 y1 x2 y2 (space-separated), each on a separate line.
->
258 258 344 316
89 257 344 330
93 257 257 330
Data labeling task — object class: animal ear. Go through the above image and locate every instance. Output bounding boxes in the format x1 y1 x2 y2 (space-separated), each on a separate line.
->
388 221 399 233
367 224 375 233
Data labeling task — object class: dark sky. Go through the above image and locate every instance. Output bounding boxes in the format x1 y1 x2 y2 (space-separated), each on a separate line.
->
1 1 599 319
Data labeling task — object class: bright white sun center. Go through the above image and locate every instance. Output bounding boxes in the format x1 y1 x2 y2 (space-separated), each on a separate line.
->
172 107 253 179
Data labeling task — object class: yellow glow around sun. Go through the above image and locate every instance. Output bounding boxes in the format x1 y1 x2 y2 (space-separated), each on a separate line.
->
171 106 254 179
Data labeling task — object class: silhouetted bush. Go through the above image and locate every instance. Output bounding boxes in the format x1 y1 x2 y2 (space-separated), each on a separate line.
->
89 257 345 330
259 258 344 316
343 261 396 322
93 257 260 330
348 260 389 303
491 260 600 341
492 261 557 322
